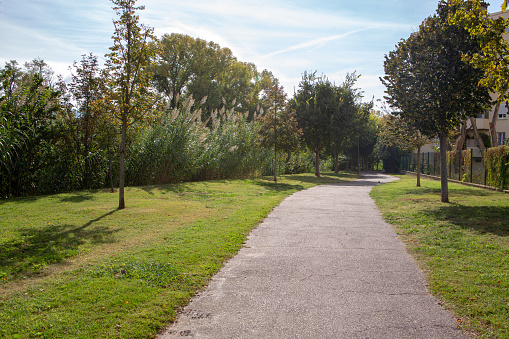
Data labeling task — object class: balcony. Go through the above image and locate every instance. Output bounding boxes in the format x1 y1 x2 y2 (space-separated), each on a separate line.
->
473 118 490 131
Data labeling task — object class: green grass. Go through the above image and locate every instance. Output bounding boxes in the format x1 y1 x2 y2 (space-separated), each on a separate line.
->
371 175 509 338
0 171 358 338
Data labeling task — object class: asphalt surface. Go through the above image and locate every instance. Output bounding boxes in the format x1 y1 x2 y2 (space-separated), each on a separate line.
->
158 173 466 338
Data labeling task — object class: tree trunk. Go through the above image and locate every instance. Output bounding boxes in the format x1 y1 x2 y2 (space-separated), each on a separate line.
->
118 119 127 209
273 144 277 183
416 146 421 187
334 152 339 173
315 150 321 177
439 133 449 203
469 116 485 150
490 102 500 148
455 120 467 151
108 149 114 193
273 111 277 183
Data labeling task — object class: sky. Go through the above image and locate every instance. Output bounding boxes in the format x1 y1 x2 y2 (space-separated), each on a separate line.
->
0 0 506 107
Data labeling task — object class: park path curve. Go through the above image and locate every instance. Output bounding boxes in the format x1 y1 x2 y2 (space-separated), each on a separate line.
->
158 173 466 339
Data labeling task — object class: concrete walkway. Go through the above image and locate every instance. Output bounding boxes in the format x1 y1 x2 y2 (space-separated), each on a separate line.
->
158 173 466 338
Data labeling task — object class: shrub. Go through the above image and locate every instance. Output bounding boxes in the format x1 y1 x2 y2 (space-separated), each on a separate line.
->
485 145 509 190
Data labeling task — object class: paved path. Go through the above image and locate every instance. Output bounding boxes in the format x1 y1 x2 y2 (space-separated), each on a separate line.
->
158 173 466 338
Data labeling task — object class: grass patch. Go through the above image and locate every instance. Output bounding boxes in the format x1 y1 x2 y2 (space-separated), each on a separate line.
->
371 175 509 338
0 172 357 338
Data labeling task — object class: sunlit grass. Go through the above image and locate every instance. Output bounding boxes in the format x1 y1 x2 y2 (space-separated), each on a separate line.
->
371 175 509 338
0 172 358 338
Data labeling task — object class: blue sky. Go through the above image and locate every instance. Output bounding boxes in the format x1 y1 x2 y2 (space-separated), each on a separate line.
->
0 0 506 106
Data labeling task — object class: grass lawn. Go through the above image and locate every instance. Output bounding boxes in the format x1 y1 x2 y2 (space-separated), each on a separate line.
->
371 175 509 338
0 172 358 338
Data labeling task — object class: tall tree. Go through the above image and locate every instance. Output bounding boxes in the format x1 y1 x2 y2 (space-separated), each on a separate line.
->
151 34 196 109
292 71 337 177
69 53 107 188
106 0 156 209
381 1 490 202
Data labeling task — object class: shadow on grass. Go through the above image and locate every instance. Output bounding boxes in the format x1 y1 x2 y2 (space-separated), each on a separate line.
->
0 210 120 279
0 196 40 205
139 182 204 196
58 192 95 203
252 180 305 192
283 172 360 185
424 205 509 237
394 184 495 198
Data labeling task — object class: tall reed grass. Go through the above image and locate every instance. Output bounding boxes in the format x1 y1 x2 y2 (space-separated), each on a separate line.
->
126 97 273 186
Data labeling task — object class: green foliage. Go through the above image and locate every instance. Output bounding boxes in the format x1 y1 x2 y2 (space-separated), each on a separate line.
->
480 132 492 148
485 145 509 189
327 72 362 173
0 63 60 197
450 0 509 103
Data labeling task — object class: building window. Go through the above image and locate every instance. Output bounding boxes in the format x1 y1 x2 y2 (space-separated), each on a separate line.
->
502 102 509 119
498 132 506 146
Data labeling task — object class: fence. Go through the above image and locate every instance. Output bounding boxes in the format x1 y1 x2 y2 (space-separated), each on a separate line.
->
400 149 489 186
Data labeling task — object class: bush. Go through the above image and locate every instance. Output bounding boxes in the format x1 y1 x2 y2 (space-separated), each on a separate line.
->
485 145 509 190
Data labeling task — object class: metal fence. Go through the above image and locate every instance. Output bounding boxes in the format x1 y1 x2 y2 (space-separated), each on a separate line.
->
400 149 489 186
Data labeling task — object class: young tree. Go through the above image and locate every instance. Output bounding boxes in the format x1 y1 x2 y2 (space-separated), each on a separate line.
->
381 1 491 202
257 83 302 182
378 114 430 186
106 0 156 209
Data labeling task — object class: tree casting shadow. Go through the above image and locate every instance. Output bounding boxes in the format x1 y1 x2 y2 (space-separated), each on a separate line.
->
0 210 120 279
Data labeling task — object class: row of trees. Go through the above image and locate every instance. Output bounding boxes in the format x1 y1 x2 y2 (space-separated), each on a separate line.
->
380 0 509 202
1 0 380 205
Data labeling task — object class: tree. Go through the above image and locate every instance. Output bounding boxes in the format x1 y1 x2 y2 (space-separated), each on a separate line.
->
151 34 197 109
106 0 156 209
378 114 430 186
257 83 302 182
69 53 108 189
152 34 262 119
381 1 491 202
292 71 338 177
328 72 361 173
450 0 509 148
